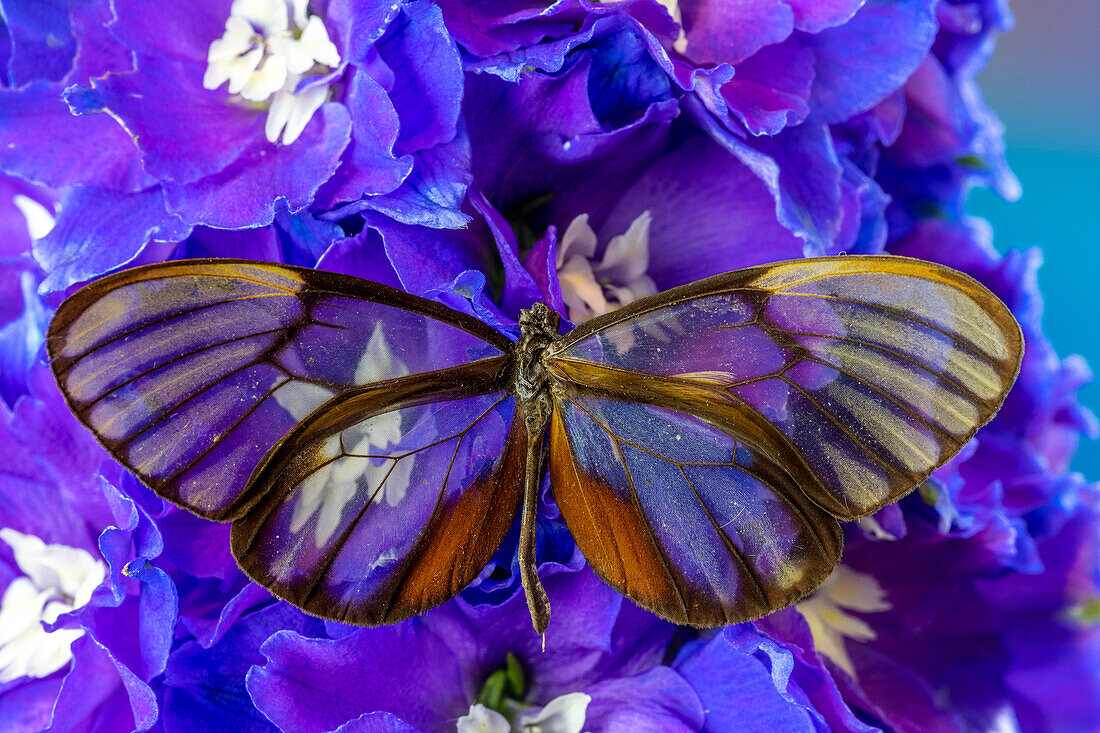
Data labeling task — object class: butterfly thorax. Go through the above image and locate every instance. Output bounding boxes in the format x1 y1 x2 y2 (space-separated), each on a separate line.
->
514 302 560 434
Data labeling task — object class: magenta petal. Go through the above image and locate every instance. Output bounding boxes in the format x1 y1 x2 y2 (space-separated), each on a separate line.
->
786 0 867 32
108 0 229 65
315 68 412 207
163 103 352 228
0 676 60 732
331 712 421 733
583 667 704 732
33 186 191 292
722 36 815 135
2 0 77 85
378 0 464 155
598 136 803 287
524 226 569 319
248 625 467 732
48 634 159 732
469 191 541 317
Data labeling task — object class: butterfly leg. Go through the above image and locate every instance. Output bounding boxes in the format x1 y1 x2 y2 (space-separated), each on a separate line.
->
518 397 552 634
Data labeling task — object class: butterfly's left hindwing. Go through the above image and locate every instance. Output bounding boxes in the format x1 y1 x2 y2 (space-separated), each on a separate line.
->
231 388 526 625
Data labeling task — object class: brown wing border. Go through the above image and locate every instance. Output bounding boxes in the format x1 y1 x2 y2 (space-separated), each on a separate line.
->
550 255 1024 366
46 258 514 358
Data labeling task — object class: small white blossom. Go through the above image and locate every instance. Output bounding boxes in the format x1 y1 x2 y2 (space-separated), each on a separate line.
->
517 692 590 733
457 693 591 733
796 565 891 679
12 194 56 241
556 211 658 324
205 0 341 144
0 529 106 683
457 704 511 733
285 324 414 547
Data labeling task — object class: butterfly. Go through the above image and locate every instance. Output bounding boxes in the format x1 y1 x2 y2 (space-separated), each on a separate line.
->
46 255 1022 632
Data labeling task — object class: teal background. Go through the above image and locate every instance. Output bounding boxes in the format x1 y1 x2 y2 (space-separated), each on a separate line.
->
969 0 1099 477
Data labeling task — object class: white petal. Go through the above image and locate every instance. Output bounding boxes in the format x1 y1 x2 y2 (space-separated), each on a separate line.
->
1 530 106 608
215 15 257 59
240 53 289 101
605 275 657 309
798 599 858 678
596 210 651 284
354 322 410 384
232 0 290 35
268 35 317 75
204 58 234 91
289 0 310 28
278 83 328 144
557 214 598 266
226 46 267 95
265 89 294 143
827 565 891 613
315 474 357 546
518 692 591 733
557 256 607 323
382 457 414 507
274 380 337 422
12 194 55 240
457 704 511 733
289 453 336 534
299 15 341 67
0 579 49 646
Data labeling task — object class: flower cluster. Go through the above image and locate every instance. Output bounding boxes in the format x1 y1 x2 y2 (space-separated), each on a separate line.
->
0 0 1097 731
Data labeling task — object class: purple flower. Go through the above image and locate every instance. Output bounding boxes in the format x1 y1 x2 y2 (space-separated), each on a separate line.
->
3 0 473 292
0 366 175 731
248 565 872 732
0 0 1096 729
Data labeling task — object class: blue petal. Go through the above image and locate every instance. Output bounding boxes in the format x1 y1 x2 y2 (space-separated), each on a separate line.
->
33 186 191 292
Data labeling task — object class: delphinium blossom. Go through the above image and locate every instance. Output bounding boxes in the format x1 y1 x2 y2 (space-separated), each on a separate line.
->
0 0 1097 731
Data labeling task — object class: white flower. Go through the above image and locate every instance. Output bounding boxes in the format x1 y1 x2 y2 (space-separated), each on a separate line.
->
0 529 106 683
12 194 55 241
284 324 414 547
457 693 592 733
556 211 658 325
204 0 341 144
795 565 891 679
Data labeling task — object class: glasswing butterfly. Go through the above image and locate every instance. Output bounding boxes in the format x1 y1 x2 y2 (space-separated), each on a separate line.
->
45 255 1022 633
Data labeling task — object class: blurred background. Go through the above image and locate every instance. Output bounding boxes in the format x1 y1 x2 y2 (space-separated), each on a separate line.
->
971 0 1099 476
